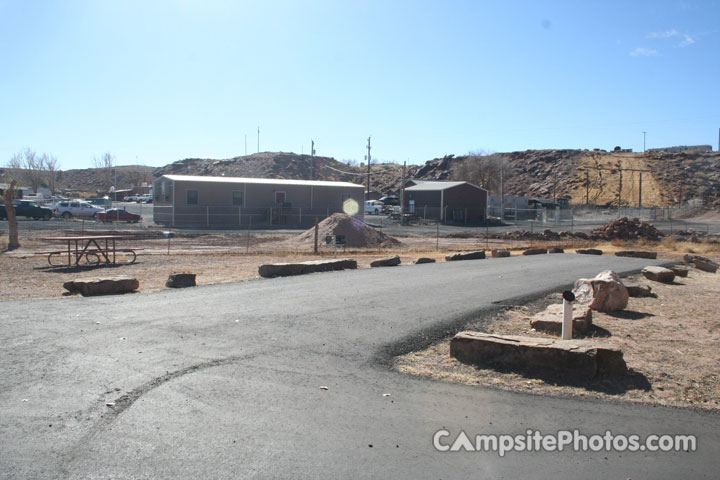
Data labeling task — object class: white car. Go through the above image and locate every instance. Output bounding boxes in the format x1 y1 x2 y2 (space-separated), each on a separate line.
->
54 200 105 219
364 200 383 215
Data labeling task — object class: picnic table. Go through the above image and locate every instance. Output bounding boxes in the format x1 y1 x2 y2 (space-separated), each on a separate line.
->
41 235 138 267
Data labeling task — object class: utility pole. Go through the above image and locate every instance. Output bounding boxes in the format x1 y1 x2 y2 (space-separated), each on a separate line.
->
366 136 371 198
257 127 260 153
401 161 407 225
310 140 315 180
638 172 643 209
585 170 590 205
643 131 646 152
499 164 504 221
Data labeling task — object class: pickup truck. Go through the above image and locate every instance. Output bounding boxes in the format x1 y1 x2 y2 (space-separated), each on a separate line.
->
0 200 54 220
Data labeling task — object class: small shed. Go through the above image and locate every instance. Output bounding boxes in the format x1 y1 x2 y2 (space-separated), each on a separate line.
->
403 180 488 223
152 175 365 228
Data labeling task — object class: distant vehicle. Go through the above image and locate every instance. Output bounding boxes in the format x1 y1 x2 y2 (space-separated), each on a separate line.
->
364 200 383 215
378 195 400 206
96 208 142 223
136 194 152 203
123 195 139 202
54 200 104 219
0 200 53 220
86 197 113 207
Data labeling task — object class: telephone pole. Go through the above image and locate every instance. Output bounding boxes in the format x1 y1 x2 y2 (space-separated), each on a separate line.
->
257 126 260 153
310 140 315 180
366 136 371 198
643 131 646 152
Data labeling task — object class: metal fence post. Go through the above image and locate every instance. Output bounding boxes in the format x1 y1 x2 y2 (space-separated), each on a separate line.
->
206 206 209 227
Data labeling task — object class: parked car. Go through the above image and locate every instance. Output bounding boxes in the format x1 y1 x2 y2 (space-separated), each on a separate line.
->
96 208 142 223
0 200 54 220
123 195 139 202
54 200 105 219
136 194 152 203
364 200 383 215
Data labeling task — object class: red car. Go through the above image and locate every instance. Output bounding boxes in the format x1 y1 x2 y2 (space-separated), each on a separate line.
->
97 208 142 223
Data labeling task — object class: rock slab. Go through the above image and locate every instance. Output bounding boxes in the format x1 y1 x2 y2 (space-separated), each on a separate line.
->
166 273 196 288
615 250 657 259
445 250 485 261
642 266 675 283
529 304 592 337
572 270 629 312
370 256 401 268
548 247 565 254
491 249 510 258
693 258 718 273
624 283 653 298
668 266 689 278
258 259 357 278
576 249 603 255
63 276 139 296
414 257 436 264
450 332 627 378
522 248 547 255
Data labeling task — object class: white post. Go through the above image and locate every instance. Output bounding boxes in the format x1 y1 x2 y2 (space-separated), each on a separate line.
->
561 291 575 340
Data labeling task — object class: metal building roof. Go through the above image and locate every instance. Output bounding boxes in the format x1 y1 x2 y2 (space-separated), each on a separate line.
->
160 175 364 189
405 181 485 191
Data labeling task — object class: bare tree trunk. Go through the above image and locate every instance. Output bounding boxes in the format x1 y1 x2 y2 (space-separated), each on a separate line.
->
3 180 20 250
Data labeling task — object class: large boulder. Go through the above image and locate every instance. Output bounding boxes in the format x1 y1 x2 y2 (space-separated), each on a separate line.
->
491 249 510 258
572 270 629 312
529 304 592 337
450 332 627 378
445 250 485 261
370 256 401 267
63 276 139 296
642 266 675 283
522 248 547 255
258 259 357 278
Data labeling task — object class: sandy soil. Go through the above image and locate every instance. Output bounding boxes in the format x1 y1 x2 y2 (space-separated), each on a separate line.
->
394 267 720 412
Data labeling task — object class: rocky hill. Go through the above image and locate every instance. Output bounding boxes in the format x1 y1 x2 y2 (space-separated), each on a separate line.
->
4 149 717 208
416 149 720 208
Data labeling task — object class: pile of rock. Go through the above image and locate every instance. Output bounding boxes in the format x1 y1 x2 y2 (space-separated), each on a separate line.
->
289 213 402 249
589 217 664 241
495 229 590 241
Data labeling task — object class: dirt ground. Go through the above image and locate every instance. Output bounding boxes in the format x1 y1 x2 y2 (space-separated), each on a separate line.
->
394 267 720 412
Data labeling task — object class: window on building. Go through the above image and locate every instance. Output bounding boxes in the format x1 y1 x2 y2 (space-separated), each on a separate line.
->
187 190 198 205
232 191 243 206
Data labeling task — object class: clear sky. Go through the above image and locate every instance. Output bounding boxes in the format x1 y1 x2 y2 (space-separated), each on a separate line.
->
2 0 719 170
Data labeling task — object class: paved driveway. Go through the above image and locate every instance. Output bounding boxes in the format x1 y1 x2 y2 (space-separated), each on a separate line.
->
1 255 717 478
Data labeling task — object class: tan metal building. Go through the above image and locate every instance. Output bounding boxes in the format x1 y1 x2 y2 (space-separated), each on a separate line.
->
403 180 488 223
153 175 365 228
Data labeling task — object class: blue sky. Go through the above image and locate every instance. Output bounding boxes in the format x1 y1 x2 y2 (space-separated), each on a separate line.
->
1 0 719 170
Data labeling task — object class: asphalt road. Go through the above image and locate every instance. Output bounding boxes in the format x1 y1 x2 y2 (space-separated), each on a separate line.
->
1 255 718 479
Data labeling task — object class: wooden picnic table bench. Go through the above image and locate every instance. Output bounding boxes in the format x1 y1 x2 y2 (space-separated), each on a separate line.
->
40 235 139 267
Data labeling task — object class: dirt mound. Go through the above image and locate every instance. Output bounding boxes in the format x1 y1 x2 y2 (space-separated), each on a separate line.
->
590 217 664 241
289 214 402 248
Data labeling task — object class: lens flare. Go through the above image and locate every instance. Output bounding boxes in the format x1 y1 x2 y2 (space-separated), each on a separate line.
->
342 198 359 216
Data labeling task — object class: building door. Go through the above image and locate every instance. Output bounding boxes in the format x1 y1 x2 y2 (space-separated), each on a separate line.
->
275 191 286 205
